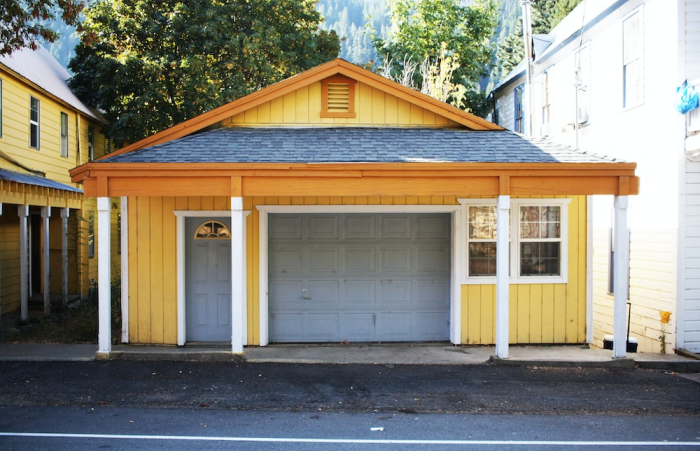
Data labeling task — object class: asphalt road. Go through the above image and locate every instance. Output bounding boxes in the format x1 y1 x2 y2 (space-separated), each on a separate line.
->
0 361 698 450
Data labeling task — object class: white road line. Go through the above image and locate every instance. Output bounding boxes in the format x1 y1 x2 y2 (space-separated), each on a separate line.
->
0 432 698 446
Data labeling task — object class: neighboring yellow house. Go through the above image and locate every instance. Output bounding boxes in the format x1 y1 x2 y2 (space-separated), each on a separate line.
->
0 46 118 322
70 59 639 359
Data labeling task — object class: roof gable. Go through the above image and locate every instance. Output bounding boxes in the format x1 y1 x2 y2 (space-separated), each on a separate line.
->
104 59 501 160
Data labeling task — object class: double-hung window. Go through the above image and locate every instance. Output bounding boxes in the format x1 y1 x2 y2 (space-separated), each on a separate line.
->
623 8 643 108
60 112 69 157
30 96 40 149
0 78 3 137
462 198 570 284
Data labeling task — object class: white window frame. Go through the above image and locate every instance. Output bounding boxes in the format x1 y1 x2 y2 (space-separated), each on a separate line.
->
29 96 40 149
459 198 570 285
88 125 95 161
514 84 524 133
60 112 69 157
622 6 644 109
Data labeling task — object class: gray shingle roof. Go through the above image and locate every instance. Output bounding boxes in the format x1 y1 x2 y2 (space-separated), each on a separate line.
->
101 127 619 164
0 169 82 193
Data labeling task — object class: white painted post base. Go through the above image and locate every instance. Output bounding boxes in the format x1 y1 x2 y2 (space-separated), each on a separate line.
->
495 195 511 359
97 197 111 356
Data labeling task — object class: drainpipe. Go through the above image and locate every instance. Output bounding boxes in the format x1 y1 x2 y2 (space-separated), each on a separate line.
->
521 0 534 137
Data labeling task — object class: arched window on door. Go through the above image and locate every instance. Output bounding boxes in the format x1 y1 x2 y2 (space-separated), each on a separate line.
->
194 220 231 239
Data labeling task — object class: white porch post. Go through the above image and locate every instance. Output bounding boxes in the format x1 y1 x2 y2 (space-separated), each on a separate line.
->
19 205 29 321
613 196 630 359
231 197 245 354
121 197 129 343
97 197 111 356
61 208 69 306
41 207 51 316
495 195 511 359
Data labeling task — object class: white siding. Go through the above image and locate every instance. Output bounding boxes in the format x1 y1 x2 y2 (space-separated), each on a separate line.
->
687 0 700 78
684 162 700 352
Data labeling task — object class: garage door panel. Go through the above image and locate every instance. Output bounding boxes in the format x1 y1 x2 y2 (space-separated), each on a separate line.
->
269 213 450 343
270 280 303 305
380 280 412 306
345 215 376 239
414 312 450 340
378 312 412 339
307 313 340 339
308 215 339 239
307 280 340 306
270 247 304 274
271 215 303 239
415 279 450 307
416 247 449 272
345 280 376 306
417 215 450 239
345 248 376 272
342 313 375 340
270 313 304 340
308 247 340 273
381 247 412 272
381 215 412 239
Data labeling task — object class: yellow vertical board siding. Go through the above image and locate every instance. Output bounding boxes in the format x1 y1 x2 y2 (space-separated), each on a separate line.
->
460 196 587 345
0 206 21 313
128 196 139 342
149 196 164 343
127 195 586 346
161 197 178 343
223 81 460 127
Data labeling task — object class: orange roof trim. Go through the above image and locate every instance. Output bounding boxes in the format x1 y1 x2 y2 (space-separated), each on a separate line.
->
100 59 502 161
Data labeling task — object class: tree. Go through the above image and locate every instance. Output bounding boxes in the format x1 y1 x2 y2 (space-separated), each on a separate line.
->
370 0 498 115
69 0 340 147
0 0 84 55
496 0 582 78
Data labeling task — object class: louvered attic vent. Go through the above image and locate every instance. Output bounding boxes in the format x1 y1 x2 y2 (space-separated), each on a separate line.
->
321 75 356 118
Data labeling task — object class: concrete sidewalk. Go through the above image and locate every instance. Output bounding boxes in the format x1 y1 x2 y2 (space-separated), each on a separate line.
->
1 342 699 372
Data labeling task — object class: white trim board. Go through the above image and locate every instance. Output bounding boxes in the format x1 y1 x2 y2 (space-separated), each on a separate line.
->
174 210 250 347
255 204 464 346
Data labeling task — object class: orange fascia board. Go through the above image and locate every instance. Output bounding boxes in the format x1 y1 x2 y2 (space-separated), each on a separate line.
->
96 59 501 162
72 161 640 197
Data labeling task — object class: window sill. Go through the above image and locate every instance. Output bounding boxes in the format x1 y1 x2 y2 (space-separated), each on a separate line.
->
463 275 568 285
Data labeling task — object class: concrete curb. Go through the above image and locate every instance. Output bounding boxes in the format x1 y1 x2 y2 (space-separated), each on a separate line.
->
107 350 245 362
488 356 637 369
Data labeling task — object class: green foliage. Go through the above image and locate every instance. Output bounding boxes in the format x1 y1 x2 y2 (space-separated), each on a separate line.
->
0 0 84 55
69 0 340 147
371 0 499 115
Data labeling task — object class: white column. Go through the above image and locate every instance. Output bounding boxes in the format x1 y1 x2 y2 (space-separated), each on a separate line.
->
19 205 29 321
97 197 111 355
495 195 511 359
120 197 129 343
41 207 51 316
230 197 245 354
613 196 630 359
61 208 69 306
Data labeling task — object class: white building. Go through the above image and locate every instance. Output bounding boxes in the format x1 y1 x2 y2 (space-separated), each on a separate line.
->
490 0 699 353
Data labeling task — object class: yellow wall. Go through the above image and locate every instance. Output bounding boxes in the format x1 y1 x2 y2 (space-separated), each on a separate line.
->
0 65 115 313
228 81 461 127
462 196 587 344
127 194 588 346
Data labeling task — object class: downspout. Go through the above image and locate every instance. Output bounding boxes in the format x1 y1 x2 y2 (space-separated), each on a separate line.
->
521 0 534 137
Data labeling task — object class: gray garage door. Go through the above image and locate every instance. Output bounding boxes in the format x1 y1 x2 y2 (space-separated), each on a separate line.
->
268 213 451 342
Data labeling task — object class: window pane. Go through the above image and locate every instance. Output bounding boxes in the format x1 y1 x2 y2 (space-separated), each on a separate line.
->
469 242 497 276
520 242 560 276
195 221 231 239
468 206 496 239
